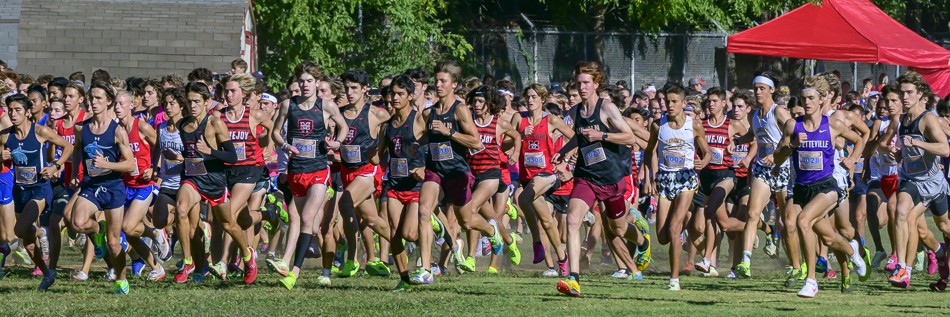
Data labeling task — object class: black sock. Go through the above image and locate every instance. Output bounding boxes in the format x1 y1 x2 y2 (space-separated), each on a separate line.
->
570 272 579 282
400 273 411 284
558 256 567 264
548 267 556 270
444 234 454 249
293 233 313 269
638 242 648 252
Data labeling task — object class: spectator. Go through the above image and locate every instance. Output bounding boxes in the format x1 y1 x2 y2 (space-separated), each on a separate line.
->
231 58 248 74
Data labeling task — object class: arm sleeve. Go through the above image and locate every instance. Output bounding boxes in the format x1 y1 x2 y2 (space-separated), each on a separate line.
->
210 140 238 164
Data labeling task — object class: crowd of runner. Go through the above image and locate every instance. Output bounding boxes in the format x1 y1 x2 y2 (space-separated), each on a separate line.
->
0 58 948 298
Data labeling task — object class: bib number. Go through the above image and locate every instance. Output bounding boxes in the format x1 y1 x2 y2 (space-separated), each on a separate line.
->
710 148 724 165
758 143 775 158
663 151 687 169
85 159 111 177
15 166 37 184
184 158 208 176
164 159 183 176
341 145 361 164
294 139 317 159
732 151 748 168
580 143 607 166
524 152 546 168
390 158 409 178
234 142 247 162
799 151 823 171
904 154 926 174
430 142 453 162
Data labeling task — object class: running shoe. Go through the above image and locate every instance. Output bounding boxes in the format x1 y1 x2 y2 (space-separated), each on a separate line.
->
916 250 926 272
841 271 853 294
816 256 828 274
431 265 442 276
131 259 146 277
532 243 546 264
114 280 129 295
38 227 49 261
367 261 391 277
635 234 652 272
279 272 297 290
209 262 228 280
694 257 712 273
506 199 517 220
889 268 910 289
508 237 522 265
152 228 171 261
861 246 872 281
824 269 836 279
930 279 948 292
201 222 212 254
93 221 107 259
0 243 9 268
72 270 88 281
338 260 359 277
631 209 649 234
512 232 522 243
32 266 43 276
927 251 938 275
393 280 413 292
583 212 595 227
38 270 55 291
764 233 777 259
629 271 643 280
736 261 751 278
431 214 445 242
244 248 258 284
119 232 129 252
558 257 569 277
147 266 166 281
785 268 803 287
798 279 818 298
667 280 680 291
556 278 581 297
871 251 888 268
460 256 476 272
105 268 116 281
174 262 195 283
13 245 31 265
366 261 381 276
885 254 898 271
612 270 629 278
703 266 719 277
938 244 949 280
726 270 737 279
409 270 433 285
542 269 559 277
487 220 503 255
266 257 290 277
316 275 332 286
848 240 867 278
487 266 499 274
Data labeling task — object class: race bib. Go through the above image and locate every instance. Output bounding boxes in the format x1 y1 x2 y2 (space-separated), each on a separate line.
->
758 143 775 158
799 151 823 171
580 143 607 166
341 145 361 164
184 158 208 176
164 159 183 176
234 142 247 161
663 150 686 169
390 158 409 177
429 142 453 162
732 151 748 168
85 159 111 177
855 157 864 170
904 154 926 174
710 148 724 165
294 139 317 159
130 163 140 177
15 166 37 184
524 152 546 168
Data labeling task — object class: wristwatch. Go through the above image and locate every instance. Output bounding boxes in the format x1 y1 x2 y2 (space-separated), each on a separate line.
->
603 132 609 140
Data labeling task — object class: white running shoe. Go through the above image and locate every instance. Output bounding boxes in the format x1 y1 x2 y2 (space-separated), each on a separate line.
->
694 258 712 273
105 268 116 281
72 270 89 281
201 222 212 254
797 279 818 298
38 228 50 260
147 266 166 281
726 270 737 279
849 240 867 277
151 228 171 261
611 270 629 278
542 269 559 277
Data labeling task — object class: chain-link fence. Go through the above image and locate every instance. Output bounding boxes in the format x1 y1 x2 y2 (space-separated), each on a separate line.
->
463 27 935 93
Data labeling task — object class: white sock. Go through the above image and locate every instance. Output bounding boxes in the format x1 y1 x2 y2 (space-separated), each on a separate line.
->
805 278 817 284
899 262 907 270
670 278 679 283
742 251 752 264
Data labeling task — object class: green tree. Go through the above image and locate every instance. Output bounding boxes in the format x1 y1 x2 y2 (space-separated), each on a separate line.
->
253 0 472 89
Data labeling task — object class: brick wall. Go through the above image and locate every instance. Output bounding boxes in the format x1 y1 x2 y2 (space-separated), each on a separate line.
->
15 0 245 80
0 0 22 70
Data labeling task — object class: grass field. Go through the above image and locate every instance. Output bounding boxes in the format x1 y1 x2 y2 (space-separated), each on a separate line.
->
1 221 949 316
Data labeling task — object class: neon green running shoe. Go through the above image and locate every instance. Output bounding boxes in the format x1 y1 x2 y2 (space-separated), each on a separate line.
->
461 256 476 272
392 280 412 292
114 280 129 295
841 270 853 294
209 262 228 280
785 268 803 287
631 209 649 234
508 239 522 266
316 275 331 286
279 272 297 290
736 261 752 278
338 260 359 277
635 234 652 272
507 199 517 220
326 187 335 201
860 247 871 282
800 261 808 280
487 266 499 274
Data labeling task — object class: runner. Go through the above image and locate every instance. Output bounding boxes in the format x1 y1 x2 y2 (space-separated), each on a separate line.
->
153 88 187 265
771 75 868 297
113 90 168 281
552 61 638 296
69 81 138 294
51 82 88 280
877 71 950 290
269 61 348 288
863 96 898 269
1 94 73 290
734 72 795 279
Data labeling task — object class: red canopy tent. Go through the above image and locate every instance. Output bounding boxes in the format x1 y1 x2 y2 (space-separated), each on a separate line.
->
727 0 950 97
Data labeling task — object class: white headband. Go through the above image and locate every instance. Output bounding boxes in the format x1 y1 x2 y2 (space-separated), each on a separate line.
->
261 93 277 104
801 88 819 94
753 76 774 88
644 85 657 92
498 89 514 97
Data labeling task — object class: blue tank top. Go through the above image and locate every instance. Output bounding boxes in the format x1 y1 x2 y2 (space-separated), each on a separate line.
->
792 116 834 184
6 124 47 187
81 120 123 185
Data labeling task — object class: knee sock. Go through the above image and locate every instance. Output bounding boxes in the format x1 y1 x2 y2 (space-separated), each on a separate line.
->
293 233 313 269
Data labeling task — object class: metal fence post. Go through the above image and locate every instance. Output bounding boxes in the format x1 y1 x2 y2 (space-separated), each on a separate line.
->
630 35 635 88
